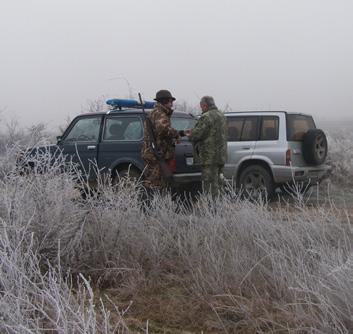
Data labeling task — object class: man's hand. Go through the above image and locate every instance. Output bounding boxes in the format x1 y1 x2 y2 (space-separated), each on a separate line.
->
184 129 192 137
178 130 186 137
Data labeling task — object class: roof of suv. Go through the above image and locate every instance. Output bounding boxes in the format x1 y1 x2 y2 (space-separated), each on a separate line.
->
80 109 313 119
225 110 287 114
225 111 313 117
80 109 195 118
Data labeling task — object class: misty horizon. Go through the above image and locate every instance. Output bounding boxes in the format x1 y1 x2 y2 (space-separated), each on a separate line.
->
1 0 353 128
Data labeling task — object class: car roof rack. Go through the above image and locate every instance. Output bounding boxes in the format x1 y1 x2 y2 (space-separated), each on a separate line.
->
224 110 287 114
106 98 155 111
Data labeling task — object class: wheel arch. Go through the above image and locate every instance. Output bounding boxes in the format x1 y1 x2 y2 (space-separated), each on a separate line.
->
109 159 144 178
236 159 274 185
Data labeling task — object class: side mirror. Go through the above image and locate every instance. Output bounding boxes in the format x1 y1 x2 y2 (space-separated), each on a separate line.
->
56 135 62 143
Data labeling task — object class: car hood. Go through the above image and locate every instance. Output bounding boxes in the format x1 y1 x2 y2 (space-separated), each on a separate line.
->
26 144 61 154
20 144 63 163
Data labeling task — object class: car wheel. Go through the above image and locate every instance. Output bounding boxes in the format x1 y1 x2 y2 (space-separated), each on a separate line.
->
239 165 274 200
112 167 141 189
302 129 328 165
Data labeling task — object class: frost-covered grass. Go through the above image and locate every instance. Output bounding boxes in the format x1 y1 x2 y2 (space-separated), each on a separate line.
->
1 147 353 333
1 122 353 332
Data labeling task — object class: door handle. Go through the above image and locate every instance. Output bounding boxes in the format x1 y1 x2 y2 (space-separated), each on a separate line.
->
242 147 251 150
87 145 96 150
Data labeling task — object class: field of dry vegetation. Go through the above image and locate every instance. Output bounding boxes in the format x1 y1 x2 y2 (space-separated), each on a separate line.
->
1 120 353 333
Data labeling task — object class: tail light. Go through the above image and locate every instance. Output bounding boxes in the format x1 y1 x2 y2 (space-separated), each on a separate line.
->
166 157 177 173
286 149 292 166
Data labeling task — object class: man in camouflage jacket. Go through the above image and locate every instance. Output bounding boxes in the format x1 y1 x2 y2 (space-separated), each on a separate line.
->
142 90 181 190
187 96 227 197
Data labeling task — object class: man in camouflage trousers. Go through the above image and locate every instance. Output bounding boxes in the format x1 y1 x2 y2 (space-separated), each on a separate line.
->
142 89 183 192
186 96 227 197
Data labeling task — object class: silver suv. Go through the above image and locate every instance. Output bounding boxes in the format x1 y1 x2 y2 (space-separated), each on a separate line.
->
223 111 330 197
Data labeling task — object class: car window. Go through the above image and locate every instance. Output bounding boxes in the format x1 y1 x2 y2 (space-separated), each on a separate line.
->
64 117 101 142
260 116 279 140
104 116 143 141
171 117 196 131
241 117 258 141
227 117 243 141
287 114 316 141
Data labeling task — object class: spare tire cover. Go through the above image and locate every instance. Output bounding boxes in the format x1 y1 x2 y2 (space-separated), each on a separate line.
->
302 129 328 165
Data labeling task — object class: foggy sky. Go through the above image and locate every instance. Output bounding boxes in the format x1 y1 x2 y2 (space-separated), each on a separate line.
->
1 0 353 128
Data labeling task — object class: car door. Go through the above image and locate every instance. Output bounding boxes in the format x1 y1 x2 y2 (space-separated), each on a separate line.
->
98 115 144 175
286 114 317 167
59 115 103 179
224 116 259 180
171 115 201 174
252 115 282 165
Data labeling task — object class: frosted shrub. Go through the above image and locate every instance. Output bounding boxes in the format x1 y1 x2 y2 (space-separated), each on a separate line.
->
0 217 130 333
327 131 353 185
0 149 84 266
0 148 132 333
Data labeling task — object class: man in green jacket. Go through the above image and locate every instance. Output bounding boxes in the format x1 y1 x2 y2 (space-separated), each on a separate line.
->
186 96 227 197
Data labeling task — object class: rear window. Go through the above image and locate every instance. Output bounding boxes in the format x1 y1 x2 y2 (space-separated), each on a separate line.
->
103 116 143 141
287 114 316 141
171 117 196 131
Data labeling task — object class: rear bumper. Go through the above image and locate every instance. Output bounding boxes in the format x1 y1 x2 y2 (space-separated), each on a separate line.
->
173 172 201 184
272 164 331 185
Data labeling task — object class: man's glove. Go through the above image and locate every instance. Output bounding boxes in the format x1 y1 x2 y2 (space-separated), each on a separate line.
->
178 130 186 137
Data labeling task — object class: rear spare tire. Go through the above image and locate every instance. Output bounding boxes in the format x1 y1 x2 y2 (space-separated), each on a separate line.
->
302 129 328 165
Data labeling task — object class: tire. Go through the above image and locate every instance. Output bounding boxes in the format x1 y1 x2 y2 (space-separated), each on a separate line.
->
112 167 141 188
239 165 274 200
302 129 328 165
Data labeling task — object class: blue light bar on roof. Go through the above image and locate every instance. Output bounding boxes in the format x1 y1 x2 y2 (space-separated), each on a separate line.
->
106 98 155 109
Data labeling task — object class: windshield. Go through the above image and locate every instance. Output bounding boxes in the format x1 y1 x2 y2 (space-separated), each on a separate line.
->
287 114 316 141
